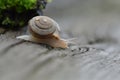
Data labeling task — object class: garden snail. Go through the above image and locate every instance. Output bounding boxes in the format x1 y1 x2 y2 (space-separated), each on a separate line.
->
17 16 75 48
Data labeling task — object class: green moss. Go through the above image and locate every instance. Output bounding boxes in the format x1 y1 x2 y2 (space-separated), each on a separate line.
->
0 0 36 12
0 0 37 30
0 0 52 30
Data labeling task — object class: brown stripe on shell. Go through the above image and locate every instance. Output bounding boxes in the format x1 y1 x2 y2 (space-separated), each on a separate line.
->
29 26 55 39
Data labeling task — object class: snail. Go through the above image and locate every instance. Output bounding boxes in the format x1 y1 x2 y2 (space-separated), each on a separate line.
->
17 16 75 48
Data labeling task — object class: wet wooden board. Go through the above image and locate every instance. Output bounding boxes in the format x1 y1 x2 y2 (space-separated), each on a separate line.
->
0 31 120 80
1 0 120 80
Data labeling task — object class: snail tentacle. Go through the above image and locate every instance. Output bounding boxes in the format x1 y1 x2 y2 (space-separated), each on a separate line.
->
61 38 77 44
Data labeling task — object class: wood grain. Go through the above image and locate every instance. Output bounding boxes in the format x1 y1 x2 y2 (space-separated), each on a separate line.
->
0 31 120 80
1 0 120 80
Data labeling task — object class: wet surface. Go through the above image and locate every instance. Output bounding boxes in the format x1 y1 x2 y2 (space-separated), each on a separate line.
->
1 0 120 80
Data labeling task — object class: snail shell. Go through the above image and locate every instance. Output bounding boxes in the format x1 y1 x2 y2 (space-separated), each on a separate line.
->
17 16 68 48
29 16 57 36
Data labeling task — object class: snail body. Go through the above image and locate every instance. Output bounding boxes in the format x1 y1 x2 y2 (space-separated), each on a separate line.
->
17 16 68 48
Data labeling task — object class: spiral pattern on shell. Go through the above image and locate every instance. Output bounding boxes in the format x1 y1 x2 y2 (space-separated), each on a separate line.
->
29 16 59 36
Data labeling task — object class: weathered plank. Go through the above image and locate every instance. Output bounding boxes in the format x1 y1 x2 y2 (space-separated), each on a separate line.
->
1 0 120 80
0 31 120 80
